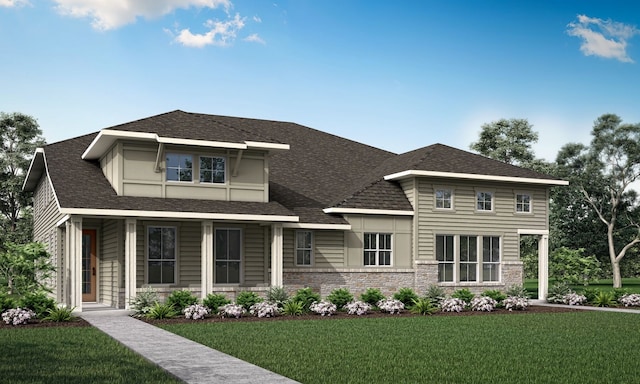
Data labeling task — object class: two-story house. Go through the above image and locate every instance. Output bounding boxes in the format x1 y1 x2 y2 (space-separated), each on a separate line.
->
23 110 567 311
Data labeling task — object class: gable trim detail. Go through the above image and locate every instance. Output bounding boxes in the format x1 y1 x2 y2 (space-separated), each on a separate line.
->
384 170 569 186
322 208 414 216
282 223 352 230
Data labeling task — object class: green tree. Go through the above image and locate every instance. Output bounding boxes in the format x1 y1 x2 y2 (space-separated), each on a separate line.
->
550 247 601 286
556 114 640 288
0 242 55 295
470 118 539 166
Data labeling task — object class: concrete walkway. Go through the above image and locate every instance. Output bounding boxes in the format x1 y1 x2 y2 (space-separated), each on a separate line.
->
531 300 640 314
80 305 299 384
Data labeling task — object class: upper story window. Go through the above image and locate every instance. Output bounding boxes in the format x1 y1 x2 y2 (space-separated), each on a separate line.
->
364 233 392 266
200 156 226 184
516 193 532 213
435 188 453 209
295 231 313 266
166 154 193 182
476 191 493 211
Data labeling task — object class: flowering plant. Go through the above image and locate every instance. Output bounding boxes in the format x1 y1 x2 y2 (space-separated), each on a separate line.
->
184 304 210 320
310 301 337 316
377 298 404 314
440 298 465 313
219 303 245 318
344 301 371 315
619 293 640 307
503 296 529 311
562 292 587 306
2 308 36 325
249 302 280 318
471 296 497 312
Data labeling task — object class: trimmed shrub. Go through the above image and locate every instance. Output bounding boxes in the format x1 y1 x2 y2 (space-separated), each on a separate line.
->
219 304 245 318
250 302 280 318
451 289 474 305
236 291 263 311
2 308 36 325
327 288 353 309
482 290 506 306
562 292 587 306
203 293 231 314
547 282 572 304
612 288 630 302
184 304 210 320
393 288 419 309
266 286 289 307
360 288 385 307
129 287 159 317
19 291 56 318
619 293 640 307
377 298 404 314
166 290 198 313
582 288 599 303
291 287 321 312
503 296 529 311
344 301 371 315
424 285 446 306
282 300 304 316
470 296 497 312
441 298 465 313
310 300 337 316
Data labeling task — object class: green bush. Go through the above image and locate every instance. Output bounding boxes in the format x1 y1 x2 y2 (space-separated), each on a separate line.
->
547 282 572 304
582 288 599 303
327 288 353 309
282 300 304 316
482 290 506 306
43 306 75 322
424 285 445 306
393 288 419 309
360 288 385 307
19 291 56 318
129 287 159 317
612 288 630 302
410 298 439 315
266 286 289 307
236 291 263 311
203 293 231 314
165 290 199 313
593 291 614 307
146 302 178 319
0 292 15 313
550 247 601 286
291 287 321 311
506 285 530 298
451 289 474 304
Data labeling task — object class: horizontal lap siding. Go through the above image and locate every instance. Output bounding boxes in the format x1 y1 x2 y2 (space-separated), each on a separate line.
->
315 231 345 268
244 224 266 285
100 219 120 306
179 222 201 287
283 229 294 267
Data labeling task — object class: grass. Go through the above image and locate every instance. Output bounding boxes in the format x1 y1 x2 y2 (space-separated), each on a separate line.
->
0 326 180 384
526 278 640 298
162 311 640 384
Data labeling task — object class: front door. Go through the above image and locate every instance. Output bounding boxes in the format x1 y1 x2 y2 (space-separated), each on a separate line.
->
82 229 97 302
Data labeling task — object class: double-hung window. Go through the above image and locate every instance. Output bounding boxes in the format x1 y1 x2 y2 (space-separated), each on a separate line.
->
483 236 500 282
147 226 176 284
364 233 392 266
436 234 500 283
200 156 225 183
166 154 193 182
436 235 454 282
435 188 453 209
295 231 313 266
516 193 532 213
476 191 493 211
215 229 242 284
459 235 478 282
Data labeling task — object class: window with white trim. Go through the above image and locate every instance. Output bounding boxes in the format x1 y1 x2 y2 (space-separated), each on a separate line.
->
147 226 176 284
166 154 193 182
436 234 501 283
364 233 392 266
476 191 493 211
435 188 453 209
436 235 454 282
295 231 313 266
483 236 500 282
215 228 241 284
199 156 226 183
516 193 532 213
459 235 478 282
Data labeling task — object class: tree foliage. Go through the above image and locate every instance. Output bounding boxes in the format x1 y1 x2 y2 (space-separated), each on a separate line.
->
550 247 601 286
470 118 539 166
0 242 55 295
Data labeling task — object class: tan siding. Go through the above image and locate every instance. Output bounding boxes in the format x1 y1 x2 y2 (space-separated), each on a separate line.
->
136 222 145 287
399 178 415 209
100 219 120 306
314 231 345 268
179 221 201 286
244 224 266 285
283 229 295 268
344 216 413 268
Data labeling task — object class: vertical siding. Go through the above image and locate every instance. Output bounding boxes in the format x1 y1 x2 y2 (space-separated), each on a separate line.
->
244 223 266 285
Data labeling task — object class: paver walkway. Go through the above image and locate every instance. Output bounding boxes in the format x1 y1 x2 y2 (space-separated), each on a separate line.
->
531 300 640 314
80 306 299 384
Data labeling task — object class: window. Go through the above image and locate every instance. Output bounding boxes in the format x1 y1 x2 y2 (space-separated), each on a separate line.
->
147 227 176 284
435 189 453 209
200 156 226 183
166 154 193 182
296 231 313 266
364 233 392 266
436 235 454 282
476 191 493 211
459 235 477 282
215 229 241 284
516 193 532 213
483 236 500 282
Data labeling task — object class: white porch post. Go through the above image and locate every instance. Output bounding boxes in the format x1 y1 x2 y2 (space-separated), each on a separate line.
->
201 221 214 299
67 216 83 312
270 224 283 287
538 234 549 301
124 218 137 310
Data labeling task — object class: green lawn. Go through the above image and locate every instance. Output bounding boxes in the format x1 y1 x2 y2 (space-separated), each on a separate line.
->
525 278 640 298
162 312 640 384
0 326 180 384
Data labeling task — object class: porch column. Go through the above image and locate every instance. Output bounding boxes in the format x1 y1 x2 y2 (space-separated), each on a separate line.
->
201 221 214 299
124 218 137 310
66 216 83 312
270 223 283 287
538 234 549 301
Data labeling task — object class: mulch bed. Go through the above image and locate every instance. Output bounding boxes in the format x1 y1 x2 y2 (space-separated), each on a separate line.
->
0 317 91 329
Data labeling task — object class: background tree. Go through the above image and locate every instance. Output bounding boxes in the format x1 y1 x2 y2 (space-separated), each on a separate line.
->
0 112 44 248
556 114 640 288
470 118 539 166
0 242 54 295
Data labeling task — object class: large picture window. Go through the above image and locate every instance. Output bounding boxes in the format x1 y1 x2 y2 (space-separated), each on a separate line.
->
200 156 226 183
436 234 500 283
364 233 392 266
147 226 176 284
296 231 313 266
215 229 241 284
166 154 193 182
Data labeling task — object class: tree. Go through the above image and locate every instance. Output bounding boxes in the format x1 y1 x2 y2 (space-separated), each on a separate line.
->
470 118 539 166
556 114 640 288
0 242 54 295
550 247 601 286
0 112 44 246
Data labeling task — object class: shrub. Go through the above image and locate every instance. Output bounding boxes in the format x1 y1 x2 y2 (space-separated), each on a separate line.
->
562 292 587 306
236 291 263 311
2 307 36 325
146 302 178 319
506 285 530 299
43 306 75 322
503 296 529 311
619 293 640 307
451 289 474 305
411 298 439 315
310 300 337 316
250 302 280 318
547 282 572 304
202 293 231 314
360 288 385 307
184 304 210 320
393 288 419 309
377 298 404 314
219 303 245 318
482 290 506 305
550 247 601 286
344 301 371 316
19 291 56 318
0 292 15 313
327 288 353 309
282 300 304 316
291 287 321 311
612 288 630 302
582 288 599 303
470 296 497 312
593 291 614 307
166 290 198 313
266 286 289 307
129 287 159 317
424 285 446 306
441 298 465 313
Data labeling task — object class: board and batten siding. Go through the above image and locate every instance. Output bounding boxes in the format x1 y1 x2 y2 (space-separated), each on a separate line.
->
415 178 549 262
344 215 412 268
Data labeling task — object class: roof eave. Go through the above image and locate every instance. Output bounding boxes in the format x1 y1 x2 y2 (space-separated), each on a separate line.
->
323 207 414 216
58 207 300 222
22 148 45 191
384 170 569 186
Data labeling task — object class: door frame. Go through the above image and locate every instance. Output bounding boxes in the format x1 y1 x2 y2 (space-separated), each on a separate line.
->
82 229 97 302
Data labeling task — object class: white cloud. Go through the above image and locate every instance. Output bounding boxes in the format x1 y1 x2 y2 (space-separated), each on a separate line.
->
174 13 245 48
0 0 29 7
253 15 261 23
567 14 639 63
244 33 265 44
53 0 231 30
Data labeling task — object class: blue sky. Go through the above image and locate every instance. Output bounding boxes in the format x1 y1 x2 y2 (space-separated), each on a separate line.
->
2 1 639 161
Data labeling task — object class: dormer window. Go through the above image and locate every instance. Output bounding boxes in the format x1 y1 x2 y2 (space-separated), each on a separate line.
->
166 154 193 182
200 156 226 184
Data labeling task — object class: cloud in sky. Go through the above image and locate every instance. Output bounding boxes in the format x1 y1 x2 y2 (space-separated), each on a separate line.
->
53 0 232 30
244 33 265 44
567 14 639 63
174 13 245 48
0 0 29 7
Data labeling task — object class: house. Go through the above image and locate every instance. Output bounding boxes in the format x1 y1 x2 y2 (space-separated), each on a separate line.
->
23 110 567 311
